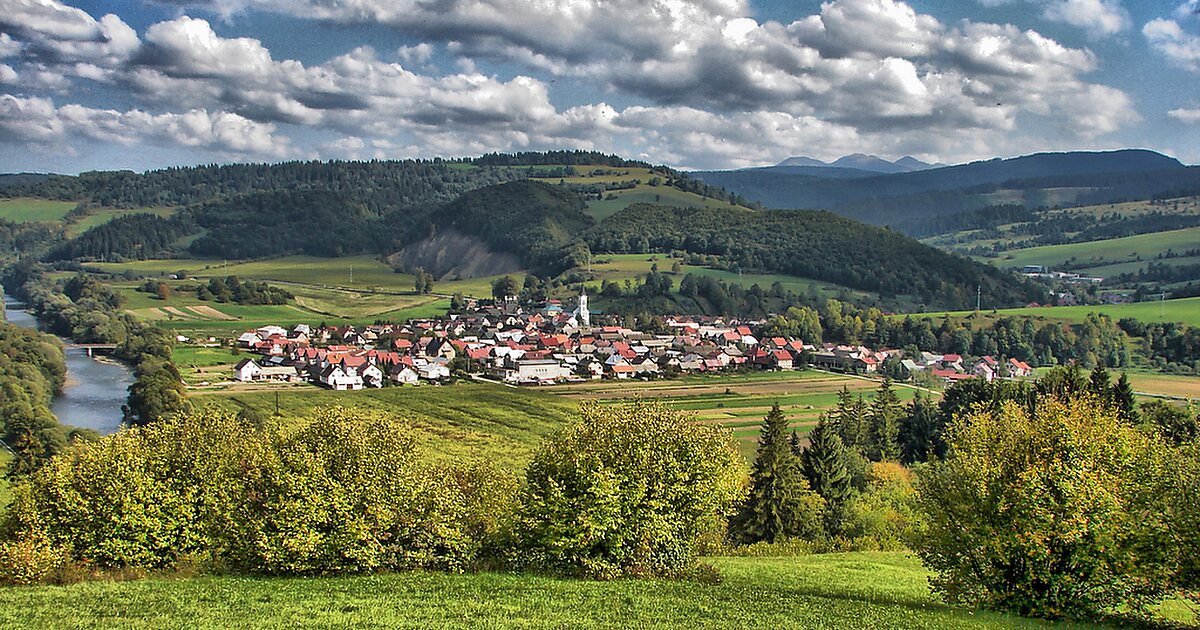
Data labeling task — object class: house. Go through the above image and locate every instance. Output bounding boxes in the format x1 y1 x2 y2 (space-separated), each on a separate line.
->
418 362 451 381
320 365 363 390
233 358 262 382
973 362 995 382
1008 358 1034 378
237 331 263 348
357 363 384 388
507 358 570 383
389 365 419 385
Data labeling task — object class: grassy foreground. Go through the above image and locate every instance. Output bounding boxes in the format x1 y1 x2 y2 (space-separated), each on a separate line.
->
0 552 1096 629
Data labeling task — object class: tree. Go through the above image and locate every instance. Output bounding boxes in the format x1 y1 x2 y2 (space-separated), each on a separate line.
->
1140 400 1198 445
154 282 171 301
915 395 1175 620
899 391 939 464
832 386 868 453
1111 372 1137 424
491 275 518 300
125 359 188 425
867 379 902 461
517 401 743 578
730 404 825 544
800 415 854 534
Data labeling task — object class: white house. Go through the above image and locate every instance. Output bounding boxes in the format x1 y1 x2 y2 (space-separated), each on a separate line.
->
389 365 419 385
357 363 384 388
233 358 262 382
506 358 570 383
237 331 263 348
418 363 451 381
320 365 364 390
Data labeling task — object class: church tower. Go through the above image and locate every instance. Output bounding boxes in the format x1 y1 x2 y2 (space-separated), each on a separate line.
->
577 286 590 329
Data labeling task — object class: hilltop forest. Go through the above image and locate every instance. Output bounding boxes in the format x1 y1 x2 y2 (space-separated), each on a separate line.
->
3 152 1043 310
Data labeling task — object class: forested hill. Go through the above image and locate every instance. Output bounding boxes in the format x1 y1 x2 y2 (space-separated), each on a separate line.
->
586 204 1041 309
692 150 1200 227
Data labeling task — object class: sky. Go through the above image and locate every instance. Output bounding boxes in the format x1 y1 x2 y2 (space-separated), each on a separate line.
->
0 0 1198 173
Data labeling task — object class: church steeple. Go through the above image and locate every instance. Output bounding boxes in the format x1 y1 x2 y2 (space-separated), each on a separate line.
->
576 285 590 328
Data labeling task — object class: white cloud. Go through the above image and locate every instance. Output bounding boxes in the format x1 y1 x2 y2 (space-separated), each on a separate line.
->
0 0 1145 167
1144 17 1200 71
0 94 291 156
1168 107 1200 123
1042 0 1129 37
0 0 139 67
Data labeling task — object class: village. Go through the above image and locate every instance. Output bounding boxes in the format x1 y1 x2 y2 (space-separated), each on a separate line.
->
228 290 1035 391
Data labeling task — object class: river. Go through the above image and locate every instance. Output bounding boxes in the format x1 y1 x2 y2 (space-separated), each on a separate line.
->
3 294 132 435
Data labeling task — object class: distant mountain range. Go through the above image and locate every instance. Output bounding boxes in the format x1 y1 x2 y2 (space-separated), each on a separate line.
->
775 154 941 174
692 149 1200 228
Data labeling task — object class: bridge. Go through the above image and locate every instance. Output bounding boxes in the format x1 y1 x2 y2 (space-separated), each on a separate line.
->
65 343 117 357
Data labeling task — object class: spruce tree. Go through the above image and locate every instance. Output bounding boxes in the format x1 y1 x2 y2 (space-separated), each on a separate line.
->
834 386 868 453
868 378 902 461
1111 372 1138 424
731 403 823 544
1087 365 1110 401
899 391 939 464
801 415 854 534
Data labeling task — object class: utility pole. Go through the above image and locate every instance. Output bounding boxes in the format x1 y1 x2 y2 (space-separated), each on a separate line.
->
349 264 353 285
1162 291 1166 319
976 285 981 312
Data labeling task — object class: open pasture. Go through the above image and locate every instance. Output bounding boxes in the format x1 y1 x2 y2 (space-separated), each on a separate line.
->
529 165 750 220
191 383 578 470
909 296 1200 327
582 253 864 300
987 226 1200 273
65 206 176 236
0 198 76 222
550 370 925 461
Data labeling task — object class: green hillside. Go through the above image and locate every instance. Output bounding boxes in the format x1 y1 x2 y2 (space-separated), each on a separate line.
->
987 226 1200 273
911 296 1200 327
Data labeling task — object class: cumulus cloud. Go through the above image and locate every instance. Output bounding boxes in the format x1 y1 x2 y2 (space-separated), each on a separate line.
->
0 0 1144 167
0 0 139 67
0 94 291 156
1042 0 1129 37
1168 107 1200 123
1144 17 1200 71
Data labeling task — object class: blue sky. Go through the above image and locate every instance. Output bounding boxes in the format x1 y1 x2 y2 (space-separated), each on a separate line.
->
1 0 1198 173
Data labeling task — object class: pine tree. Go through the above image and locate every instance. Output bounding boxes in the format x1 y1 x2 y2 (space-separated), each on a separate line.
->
868 378 902 461
1087 365 1110 401
731 403 824 544
899 391 939 464
801 415 854 534
833 386 868 453
1112 372 1138 425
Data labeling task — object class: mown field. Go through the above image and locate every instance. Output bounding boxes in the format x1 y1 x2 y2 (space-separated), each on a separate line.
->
0 198 77 222
581 253 867 302
190 383 578 471
549 370 927 461
0 552 1121 629
910 296 1200 327
986 226 1200 273
530 166 750 220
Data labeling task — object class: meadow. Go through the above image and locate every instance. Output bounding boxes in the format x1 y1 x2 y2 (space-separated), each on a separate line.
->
66 207 177 236
549 370 926 461
530 167 750 220
910 296 1200 327
0 198 77 222
582 253 869 302
0 552 1116 629
986 226 1200 273
190 383 578 471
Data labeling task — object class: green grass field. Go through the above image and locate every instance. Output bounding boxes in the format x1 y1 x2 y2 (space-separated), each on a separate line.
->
66 207 176 236
191 383 579 470
0 552 1118 629
529 166 751 220
986 226 1200 273
581 254 868 302
911 296 1200 327
549 370 928 462
0 198 77 222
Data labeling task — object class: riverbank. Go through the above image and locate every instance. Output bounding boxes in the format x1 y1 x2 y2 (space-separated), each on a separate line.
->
2 295 132 435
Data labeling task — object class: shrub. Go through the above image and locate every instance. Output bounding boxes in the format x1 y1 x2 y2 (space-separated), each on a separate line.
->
0 538 68 585
840 462 922 550
914 395 1175 621
1 407 519 579
515 400 744 579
